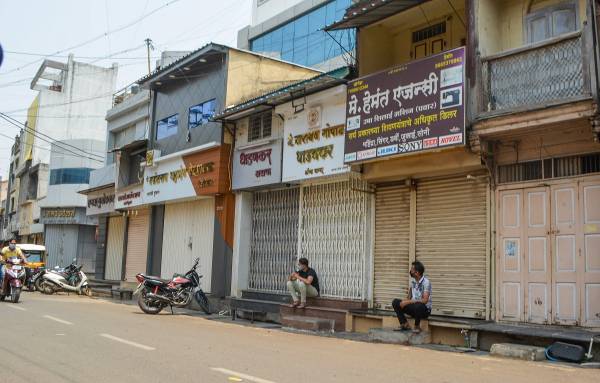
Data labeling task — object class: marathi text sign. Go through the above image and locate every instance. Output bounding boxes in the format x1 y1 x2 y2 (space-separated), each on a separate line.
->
344 47 466 163
232 140 282 190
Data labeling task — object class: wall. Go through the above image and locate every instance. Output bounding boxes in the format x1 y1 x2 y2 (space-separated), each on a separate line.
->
477 0 588 56
152 63 226 157
359 0 466 76
225 49 319 108
251 0 306 26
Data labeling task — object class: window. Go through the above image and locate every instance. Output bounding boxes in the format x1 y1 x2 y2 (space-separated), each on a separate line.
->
49 168 92 185
248 112 272 142
250 0 355 67
412 22 447 59
156 114 178 140
497 153 600 183
526 2 577 44
189 99 216 129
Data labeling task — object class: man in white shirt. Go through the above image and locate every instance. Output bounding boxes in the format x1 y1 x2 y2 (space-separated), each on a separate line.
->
392 261 432 333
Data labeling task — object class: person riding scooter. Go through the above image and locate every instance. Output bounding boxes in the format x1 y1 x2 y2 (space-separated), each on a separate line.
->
0 239 27 286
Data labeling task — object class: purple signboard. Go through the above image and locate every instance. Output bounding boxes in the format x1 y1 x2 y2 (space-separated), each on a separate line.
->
344 47 466 163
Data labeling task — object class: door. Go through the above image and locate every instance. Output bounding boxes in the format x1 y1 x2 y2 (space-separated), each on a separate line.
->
581 181 600 326
44 225 79 269
161 199 214 292
524 188 551 324
124 209 150 282
105 216 125 281
373 184 410 309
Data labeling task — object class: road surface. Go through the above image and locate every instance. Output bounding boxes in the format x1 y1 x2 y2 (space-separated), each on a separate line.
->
1 293 597 383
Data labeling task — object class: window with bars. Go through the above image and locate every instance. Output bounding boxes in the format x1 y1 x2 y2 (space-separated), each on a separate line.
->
248 112 272 142
411 22 447 59
497 153 600 183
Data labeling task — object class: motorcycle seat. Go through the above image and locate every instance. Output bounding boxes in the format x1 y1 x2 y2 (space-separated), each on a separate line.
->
140 274 171 284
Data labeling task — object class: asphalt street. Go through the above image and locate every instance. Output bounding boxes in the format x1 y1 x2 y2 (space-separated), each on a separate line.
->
0 293 597 383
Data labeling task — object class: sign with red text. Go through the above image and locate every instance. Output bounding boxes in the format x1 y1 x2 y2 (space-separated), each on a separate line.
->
232 139 282 190
344 47 466 163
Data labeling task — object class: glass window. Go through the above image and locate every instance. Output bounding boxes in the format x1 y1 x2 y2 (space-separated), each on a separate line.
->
248 112 272 142
526 3 577 44
49 168 92 185
23 250 43 263
250 0 355 68
156 114 178 140
189 99 216 129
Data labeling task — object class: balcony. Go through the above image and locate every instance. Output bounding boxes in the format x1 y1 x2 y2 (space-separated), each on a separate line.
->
479 31 591 117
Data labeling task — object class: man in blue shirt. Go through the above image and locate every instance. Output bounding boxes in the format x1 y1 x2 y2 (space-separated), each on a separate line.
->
392 261 432 333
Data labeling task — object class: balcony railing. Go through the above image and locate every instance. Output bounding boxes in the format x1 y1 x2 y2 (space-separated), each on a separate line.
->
480 31 591 115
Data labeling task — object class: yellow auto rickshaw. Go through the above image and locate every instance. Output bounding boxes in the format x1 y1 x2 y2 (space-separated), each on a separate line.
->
19 244 46 291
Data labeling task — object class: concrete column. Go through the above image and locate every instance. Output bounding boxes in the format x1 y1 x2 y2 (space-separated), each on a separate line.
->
230 192 253 297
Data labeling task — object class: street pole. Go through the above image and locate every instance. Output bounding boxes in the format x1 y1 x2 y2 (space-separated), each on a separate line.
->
145 38 154 75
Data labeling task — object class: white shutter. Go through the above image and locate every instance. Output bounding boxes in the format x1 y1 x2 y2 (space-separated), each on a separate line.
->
161 199 214 292
124 209 150 282
373 184 410 309
105 216 125 281
416 175 488 318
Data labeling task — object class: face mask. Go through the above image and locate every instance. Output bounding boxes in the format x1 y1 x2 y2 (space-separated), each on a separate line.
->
9 244 16 250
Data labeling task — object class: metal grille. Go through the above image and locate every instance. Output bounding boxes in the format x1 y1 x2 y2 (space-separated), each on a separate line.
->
498 153 600 183
412 22 446 43
482 34 585 112
249 111 272 142
248 188 299 293
300 179 371 299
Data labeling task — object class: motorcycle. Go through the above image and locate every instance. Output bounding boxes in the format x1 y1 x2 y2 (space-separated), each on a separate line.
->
39 259 91 296
0 257 26 303
27 267 45 292
134 258 210 315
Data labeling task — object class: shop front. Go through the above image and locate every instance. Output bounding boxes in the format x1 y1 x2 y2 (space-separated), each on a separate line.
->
142 144 232 295
343 48 491 318
41 207 98 272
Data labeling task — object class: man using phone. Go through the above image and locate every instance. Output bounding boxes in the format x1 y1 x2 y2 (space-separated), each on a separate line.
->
286 257 319 308
391 261 432 333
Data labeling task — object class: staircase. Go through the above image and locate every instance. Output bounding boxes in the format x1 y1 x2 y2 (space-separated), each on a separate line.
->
230 291 289 322
280 297 368 332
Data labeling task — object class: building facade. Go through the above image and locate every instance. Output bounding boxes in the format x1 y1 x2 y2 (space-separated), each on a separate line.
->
237 0 357 71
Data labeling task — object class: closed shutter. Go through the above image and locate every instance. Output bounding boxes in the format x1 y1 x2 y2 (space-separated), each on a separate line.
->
373 184 410 309
45 225 78 269
416 175 488 318
300 179 371 300
76 225 97 275
105 216 125 280
249 188 299 293
161 199 214 292
124 209 150 282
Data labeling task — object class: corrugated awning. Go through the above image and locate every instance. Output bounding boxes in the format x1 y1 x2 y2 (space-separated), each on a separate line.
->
108 139 148 153
213 66 352 121
324 0 428 31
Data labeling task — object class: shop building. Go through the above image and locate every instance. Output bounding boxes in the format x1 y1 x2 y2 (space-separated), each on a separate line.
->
134 43 318 297
471 0 600 328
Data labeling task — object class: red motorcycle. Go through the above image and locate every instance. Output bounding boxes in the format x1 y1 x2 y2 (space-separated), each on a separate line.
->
1 257 26 303
134 258 210 315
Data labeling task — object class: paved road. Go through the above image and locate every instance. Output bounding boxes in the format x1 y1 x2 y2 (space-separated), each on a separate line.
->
1 293 597 383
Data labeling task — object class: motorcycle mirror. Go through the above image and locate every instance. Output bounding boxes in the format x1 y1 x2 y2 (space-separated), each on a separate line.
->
54 266 60 270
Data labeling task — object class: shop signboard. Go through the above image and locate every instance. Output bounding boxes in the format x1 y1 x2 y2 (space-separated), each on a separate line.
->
344 47 466 163
232 140 282 190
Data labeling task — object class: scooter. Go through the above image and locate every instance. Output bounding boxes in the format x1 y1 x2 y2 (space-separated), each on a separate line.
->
0 257 26 303
40 259 92 296
26 266 45 292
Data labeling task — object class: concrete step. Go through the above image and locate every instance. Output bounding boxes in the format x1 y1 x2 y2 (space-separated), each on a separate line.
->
280 304 347 332
241 291 290 304
490 343 546 361
91 287 113 298
369 328 432 345
281 315 335 332
231 297 282 314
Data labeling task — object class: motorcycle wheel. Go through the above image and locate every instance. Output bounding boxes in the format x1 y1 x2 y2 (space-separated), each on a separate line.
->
0 295 5 301
137 291 164 315
82 286 92 297
34 278 44 292
41 281 56 295
11 287 21 303
196 291 211 315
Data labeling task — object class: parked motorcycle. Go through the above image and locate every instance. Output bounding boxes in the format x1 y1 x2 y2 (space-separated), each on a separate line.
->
40 259 91 296
0 257 26 303
134 258 210 315
26 267 45 292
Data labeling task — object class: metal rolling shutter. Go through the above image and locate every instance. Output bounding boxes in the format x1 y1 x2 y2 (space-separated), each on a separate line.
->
76 225 97 275
45 225 78 269
416 175 488 318
105 216 125 280
249 188 299 293
300 179 371 300
161 199 214 292
373 184 410 309
124 209 150 282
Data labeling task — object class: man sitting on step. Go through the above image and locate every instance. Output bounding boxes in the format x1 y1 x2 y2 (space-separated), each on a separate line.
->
286 257 320 309
391 261 432 334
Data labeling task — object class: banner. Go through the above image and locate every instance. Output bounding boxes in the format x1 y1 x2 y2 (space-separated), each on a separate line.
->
344 47 466 163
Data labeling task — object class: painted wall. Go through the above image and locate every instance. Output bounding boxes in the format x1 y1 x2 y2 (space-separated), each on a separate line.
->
477 0 587 56
359 0 467 76
225 49 318 108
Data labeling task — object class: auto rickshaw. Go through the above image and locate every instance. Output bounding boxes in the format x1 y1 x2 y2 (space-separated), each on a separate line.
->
19 244 46 291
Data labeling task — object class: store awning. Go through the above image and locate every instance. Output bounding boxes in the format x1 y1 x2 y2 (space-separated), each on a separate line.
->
108 139 148 153
325 0 428 31
213 66 352 121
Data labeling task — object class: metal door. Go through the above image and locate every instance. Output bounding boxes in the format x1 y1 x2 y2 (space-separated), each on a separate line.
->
125 209 150 282
45 224 79 269
105 216 125 281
